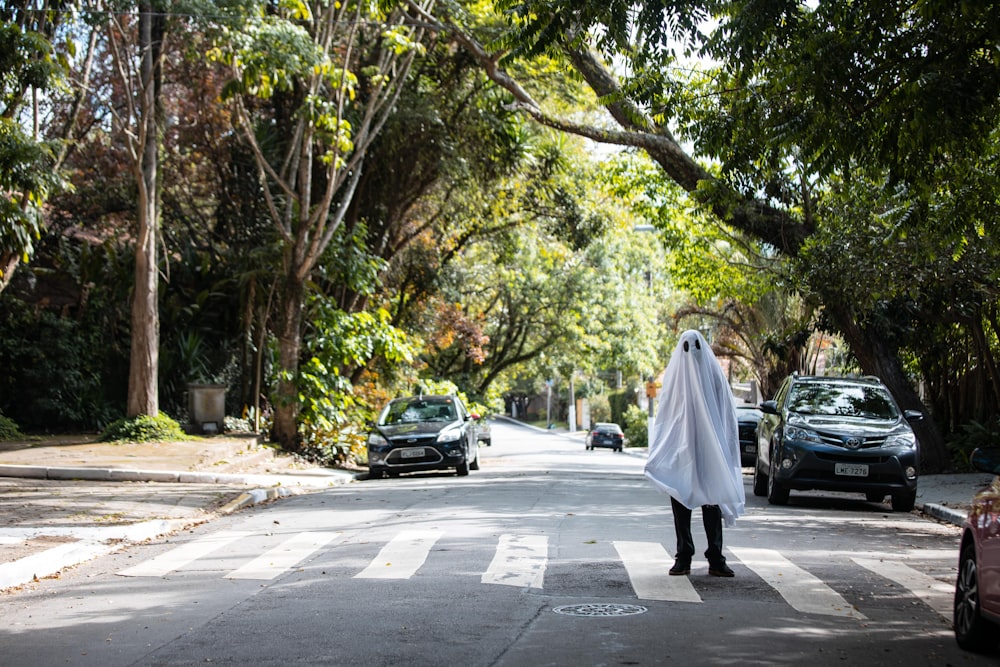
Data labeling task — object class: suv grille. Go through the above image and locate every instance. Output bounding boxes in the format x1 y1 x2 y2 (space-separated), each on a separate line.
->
814 430 887 449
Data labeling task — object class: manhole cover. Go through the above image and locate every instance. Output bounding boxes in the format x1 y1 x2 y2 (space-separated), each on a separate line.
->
552 603 647 617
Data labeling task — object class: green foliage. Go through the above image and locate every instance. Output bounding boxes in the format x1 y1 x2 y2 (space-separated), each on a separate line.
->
0 119 60 268
588 394 611 423
0 15 67 274
299 422 368 466
0 412 23 441
101 413 186 443
608 389 632 426
0 289 126 431
947 419 1000 473
622 404 649 448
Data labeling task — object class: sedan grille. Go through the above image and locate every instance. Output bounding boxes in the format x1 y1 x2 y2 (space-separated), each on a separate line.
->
385 447 444 466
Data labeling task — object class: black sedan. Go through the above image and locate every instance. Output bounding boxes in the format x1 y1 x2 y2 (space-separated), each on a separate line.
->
736 404 763 467
367 394 480 478
586 422 625 452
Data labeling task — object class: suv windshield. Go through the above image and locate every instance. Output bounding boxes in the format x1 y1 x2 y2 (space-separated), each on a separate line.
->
787 383 898 419
380 398 457 425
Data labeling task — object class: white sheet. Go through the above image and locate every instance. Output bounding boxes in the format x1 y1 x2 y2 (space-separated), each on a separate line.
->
644 330 746 526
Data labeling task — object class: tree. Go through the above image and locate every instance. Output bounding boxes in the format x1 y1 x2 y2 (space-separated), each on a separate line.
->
409 0 1000 469
102 2 167 417
208 0 433 450
0 3 69 294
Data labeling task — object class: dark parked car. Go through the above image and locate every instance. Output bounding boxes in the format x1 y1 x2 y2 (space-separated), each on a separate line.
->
954 447 1000 653
736 404 763 467
753 375 922 511
586 422 625 452
367 394 480 478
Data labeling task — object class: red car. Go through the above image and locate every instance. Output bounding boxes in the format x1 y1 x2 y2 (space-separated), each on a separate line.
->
954 446 1000 652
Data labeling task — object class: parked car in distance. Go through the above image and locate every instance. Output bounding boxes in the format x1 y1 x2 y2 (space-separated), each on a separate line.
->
954 446 1000 653
736 404 763 467
586 422 625 452
367 394 480 478
477 417 492 446
753 374 922 511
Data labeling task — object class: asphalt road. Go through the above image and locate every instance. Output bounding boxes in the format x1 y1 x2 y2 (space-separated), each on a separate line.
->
0 421 992 666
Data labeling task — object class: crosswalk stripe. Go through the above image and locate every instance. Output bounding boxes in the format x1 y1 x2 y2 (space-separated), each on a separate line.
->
853 557 954 621
729 547 867 619
614 541 701 602
110 527 954 622
355 530 442 580
118 530 253 577
482 534 547 589
225 531 341 580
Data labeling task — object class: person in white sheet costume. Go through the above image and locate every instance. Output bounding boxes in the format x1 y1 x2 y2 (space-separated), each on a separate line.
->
644 329 745 577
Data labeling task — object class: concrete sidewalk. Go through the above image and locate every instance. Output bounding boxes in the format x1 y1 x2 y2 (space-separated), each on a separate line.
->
0 435 359 591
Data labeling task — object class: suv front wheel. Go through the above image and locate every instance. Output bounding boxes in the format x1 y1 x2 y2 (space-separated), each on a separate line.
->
767 451 790 505
752 456 768 497
891 488 916 512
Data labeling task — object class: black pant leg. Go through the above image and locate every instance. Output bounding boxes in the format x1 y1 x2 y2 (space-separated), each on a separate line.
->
670 497 695 562
701 504 725 565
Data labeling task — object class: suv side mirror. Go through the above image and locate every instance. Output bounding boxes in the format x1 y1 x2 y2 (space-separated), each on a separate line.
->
760 400 779 415
903 409 924 422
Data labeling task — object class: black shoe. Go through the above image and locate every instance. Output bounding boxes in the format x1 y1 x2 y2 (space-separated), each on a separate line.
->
669 561 691 576
708 563 734 577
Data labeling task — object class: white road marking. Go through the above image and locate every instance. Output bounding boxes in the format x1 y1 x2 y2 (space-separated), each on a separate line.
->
614 540 701 602
354 530 442 580
225 531 341 580
729 547 867 619
482 534 548 589
853 557 954 621
118 530 252 577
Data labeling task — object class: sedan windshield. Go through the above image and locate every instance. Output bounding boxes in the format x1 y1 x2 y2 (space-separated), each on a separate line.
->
788 384 898 419
380 399 457 425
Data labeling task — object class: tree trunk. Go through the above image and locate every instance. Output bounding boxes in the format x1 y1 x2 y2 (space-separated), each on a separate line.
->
828 304 949 472
126 4 160 418
270 275 306 451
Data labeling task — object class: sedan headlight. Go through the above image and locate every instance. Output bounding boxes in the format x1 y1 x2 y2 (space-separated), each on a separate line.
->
784 425 822 444
368 433 388 447
437 428 462 443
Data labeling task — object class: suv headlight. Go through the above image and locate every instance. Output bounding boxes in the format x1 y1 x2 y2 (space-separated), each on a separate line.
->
784 425 822 444
437 429 462 443
368 433 388 447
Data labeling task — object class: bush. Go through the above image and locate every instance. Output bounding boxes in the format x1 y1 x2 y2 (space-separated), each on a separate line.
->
589 394 611 423
0 412 23 441
622 404 649 448
101 413 187 442
299 423 368 467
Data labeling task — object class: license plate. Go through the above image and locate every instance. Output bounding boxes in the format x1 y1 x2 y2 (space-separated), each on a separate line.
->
835 463 869 477
743 445 756 453
400 448 425 459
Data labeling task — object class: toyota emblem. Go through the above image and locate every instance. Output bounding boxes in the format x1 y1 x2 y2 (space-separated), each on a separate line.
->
845 437 862 450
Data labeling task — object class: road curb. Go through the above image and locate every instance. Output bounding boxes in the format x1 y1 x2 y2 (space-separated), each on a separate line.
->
0 463 360 487
919 502 966 527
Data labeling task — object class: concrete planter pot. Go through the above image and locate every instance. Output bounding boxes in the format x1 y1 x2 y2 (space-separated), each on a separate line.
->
188 383 226 435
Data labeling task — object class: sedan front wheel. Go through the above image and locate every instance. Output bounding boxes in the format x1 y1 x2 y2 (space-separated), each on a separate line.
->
954 542 999 652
